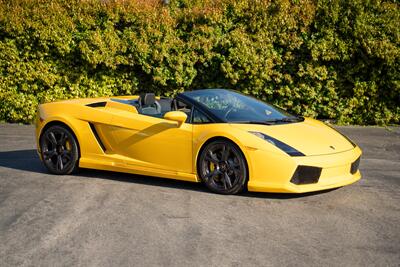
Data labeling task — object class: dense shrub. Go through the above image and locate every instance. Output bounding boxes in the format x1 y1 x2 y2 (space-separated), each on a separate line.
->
0 0 399 124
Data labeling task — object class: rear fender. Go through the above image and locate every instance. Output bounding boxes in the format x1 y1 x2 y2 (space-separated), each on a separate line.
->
38 115 104 158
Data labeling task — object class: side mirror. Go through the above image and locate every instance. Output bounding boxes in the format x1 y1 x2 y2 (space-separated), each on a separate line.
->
163 111 187 126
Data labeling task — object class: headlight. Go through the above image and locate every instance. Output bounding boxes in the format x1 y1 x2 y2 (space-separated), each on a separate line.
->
249 131 305 156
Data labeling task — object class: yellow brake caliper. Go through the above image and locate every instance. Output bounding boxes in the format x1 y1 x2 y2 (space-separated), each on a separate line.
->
65 140 71 151
210 162 219 179
209 162 215 172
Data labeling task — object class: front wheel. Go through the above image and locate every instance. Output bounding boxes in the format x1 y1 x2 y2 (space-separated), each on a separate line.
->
40 125 79 175
198 140 247 195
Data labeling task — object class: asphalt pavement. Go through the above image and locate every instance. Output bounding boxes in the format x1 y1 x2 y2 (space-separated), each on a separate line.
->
0 124 399 266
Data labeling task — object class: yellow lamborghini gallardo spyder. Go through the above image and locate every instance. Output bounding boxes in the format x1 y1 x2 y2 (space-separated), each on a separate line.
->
35 89 362 194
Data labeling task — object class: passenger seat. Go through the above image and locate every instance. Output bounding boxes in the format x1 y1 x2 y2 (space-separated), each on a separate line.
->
138 93 160 116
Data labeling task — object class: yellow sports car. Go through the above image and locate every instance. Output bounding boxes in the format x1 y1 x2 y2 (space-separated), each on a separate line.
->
35 89 361 194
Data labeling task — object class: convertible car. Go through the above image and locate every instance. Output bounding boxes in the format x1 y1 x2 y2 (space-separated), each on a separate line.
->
35 89 362 194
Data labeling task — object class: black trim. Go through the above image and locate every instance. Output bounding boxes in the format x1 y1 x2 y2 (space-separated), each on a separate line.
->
86 102 107 108
89 123 106 152
189 105 194 123
350 157 360 174
287 151 306 157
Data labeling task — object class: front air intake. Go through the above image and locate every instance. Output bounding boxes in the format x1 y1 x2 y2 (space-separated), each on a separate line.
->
290 166 322 185
350 157 360 174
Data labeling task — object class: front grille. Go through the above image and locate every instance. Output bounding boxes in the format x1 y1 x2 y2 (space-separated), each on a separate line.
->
350 157 360 174
290 166 322 185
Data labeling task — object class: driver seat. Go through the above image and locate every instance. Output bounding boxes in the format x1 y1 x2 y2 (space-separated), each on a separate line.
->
138 93 160 116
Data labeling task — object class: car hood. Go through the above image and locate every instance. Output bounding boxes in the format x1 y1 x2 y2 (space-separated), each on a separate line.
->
230 118 354 156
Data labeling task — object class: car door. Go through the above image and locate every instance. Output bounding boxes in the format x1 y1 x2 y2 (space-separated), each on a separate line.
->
107 104 193 174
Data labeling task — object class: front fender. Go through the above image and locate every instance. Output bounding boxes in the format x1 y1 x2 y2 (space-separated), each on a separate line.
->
192 123 288 182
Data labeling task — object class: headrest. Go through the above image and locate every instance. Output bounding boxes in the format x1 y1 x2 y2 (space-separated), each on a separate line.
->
139 93 155 106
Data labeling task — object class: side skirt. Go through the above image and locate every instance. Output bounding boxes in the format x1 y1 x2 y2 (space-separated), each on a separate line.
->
79 156 199 183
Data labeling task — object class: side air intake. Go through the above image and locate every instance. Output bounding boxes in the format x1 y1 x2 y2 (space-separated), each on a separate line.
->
86 102 107 108
89 123 106 152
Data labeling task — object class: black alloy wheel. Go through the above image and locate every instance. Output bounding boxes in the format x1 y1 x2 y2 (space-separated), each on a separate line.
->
198 140 247 194
40 125 79 175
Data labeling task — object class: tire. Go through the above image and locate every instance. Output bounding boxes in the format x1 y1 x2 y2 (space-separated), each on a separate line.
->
198 139 247 195
40 125 79 175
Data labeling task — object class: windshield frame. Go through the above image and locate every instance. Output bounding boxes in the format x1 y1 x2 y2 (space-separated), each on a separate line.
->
179 89 301 124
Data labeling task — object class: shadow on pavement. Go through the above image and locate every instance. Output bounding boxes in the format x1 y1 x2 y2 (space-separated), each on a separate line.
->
0 149 46 173
0 149 337 199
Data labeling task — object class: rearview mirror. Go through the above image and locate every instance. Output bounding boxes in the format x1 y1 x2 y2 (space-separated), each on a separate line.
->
163 111 187 126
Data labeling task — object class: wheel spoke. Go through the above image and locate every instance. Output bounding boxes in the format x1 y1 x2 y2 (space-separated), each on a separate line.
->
56 155 64 171
61 150 72 161
46 132 57 145
232 168 241 179
58 132 67 145
221 145 230 161
228 159 240 169
205 151 219 164
43 150 56 160
206 169 220 180
224 172 233 189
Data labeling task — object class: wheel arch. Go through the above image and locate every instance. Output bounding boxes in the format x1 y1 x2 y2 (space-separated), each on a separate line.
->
39 119 81 158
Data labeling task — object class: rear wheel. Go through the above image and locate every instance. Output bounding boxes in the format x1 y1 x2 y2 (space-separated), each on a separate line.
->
198 140 247 194
40 125 79 175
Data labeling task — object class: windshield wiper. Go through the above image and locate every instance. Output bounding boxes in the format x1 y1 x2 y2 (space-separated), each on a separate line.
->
265 116 304 124
231 117 304 125
232 121 275 125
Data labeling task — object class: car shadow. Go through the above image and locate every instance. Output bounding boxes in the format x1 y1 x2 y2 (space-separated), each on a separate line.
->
0 149 47 173
0 149 338 199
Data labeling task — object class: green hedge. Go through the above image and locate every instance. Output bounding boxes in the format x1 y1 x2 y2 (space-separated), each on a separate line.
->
0 0 399 125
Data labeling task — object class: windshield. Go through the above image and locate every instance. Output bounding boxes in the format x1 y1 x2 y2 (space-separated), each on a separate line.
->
182 89 301 123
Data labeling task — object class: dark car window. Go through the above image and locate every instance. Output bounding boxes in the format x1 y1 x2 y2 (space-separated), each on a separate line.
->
182 89 299 123
192 108 212 124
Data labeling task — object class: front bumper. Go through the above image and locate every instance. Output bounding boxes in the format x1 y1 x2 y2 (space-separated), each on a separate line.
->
247 146 362 193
